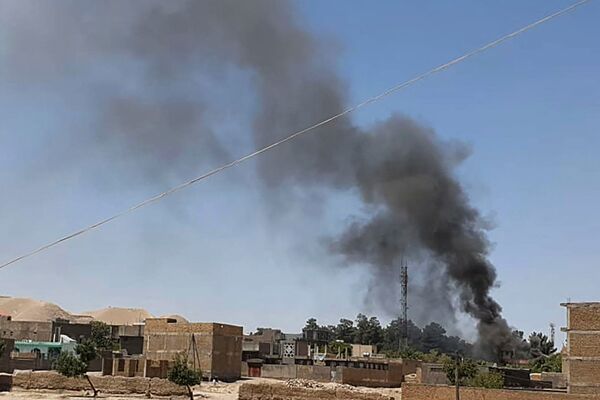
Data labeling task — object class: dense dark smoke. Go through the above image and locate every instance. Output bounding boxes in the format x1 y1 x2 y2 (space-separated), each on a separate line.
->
1 0 515 357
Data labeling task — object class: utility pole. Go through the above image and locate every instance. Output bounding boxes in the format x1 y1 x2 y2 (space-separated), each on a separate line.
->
455 352 461 400
399 260 408 352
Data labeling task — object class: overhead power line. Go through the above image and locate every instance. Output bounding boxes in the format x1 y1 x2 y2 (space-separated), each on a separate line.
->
0 0 591 271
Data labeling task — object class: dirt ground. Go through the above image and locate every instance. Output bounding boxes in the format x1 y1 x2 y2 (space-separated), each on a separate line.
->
0 378 402 400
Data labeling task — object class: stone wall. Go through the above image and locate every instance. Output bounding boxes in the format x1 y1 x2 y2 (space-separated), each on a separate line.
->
12 370 186 396
402 384 600 400
238 381 394 400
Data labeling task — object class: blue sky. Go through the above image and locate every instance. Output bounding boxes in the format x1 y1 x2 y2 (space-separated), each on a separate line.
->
0 0 598 345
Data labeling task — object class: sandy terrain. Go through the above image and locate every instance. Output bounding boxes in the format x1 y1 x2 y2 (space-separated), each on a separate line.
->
0 380 244 400
84 308 153 326
0 295 187 325
0 297 73 322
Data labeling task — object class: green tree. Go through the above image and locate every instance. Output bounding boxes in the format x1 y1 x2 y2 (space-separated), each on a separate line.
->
530 353 562 373
421 323 447 353
304 318 319 331
383 318 423 352
443 357 478 385
354 314 369 344
55 351 98 397
89 321 114 351
329 340 352 357
470 372 504 389
529 332 556 357
333 319 356 344
353 314 383 347
76 341 99 365
168 353 201 400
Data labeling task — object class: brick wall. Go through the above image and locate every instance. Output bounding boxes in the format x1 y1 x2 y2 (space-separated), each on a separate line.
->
568 306 600 330
569 332 600 358
143 318 242 381
563 303 600 394
211 325 242 380
402 384 600 400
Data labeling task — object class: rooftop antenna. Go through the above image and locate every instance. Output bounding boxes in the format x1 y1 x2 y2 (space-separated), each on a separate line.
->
399 258 408 352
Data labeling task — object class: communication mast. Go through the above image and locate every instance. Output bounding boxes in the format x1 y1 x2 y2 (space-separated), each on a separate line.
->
399 260 408 351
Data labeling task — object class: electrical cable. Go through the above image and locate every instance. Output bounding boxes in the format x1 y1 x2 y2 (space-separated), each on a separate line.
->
0 0 592 270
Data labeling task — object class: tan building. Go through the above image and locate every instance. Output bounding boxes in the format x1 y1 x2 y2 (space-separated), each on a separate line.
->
143 318 242 381
351 344 376 357
562 302 600 394
0 316 53 342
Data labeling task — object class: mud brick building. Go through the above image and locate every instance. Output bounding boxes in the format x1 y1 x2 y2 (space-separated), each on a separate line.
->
562 302 600 394
143 318 242 381
0 316 52 342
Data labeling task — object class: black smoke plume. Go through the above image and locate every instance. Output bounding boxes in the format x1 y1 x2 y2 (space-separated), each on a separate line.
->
1 0 515 357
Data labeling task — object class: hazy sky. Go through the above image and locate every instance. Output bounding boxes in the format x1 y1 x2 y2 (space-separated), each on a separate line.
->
1 0 598 346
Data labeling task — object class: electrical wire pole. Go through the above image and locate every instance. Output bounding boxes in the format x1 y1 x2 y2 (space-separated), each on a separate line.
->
455 352 461 400
399 260 408 352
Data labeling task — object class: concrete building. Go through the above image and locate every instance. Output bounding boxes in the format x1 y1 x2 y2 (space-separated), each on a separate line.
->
0 316 53 342
143 318 242 381
243 328 309 363
562 302 600 394
351 344 376 357
14 335 77 360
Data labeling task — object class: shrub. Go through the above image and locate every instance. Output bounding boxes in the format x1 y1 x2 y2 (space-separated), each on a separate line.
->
443 357 478 385
55 351 98 397
168 353 201 400
470 372 504 389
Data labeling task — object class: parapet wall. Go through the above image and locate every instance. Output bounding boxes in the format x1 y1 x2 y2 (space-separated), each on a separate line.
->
12 370 186 396
402 383 600 400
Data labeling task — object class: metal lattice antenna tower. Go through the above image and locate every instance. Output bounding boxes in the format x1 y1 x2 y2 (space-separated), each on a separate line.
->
399 260 409 351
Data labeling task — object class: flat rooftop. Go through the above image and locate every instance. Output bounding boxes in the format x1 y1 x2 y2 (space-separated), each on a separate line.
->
560 302 600 307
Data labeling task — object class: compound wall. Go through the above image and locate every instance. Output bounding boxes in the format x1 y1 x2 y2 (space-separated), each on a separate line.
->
238 381 394 400
12 370 186 396
402 384 600 400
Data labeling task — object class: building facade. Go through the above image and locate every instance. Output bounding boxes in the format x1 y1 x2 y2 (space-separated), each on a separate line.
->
143 318 243 381
562 302 600 394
